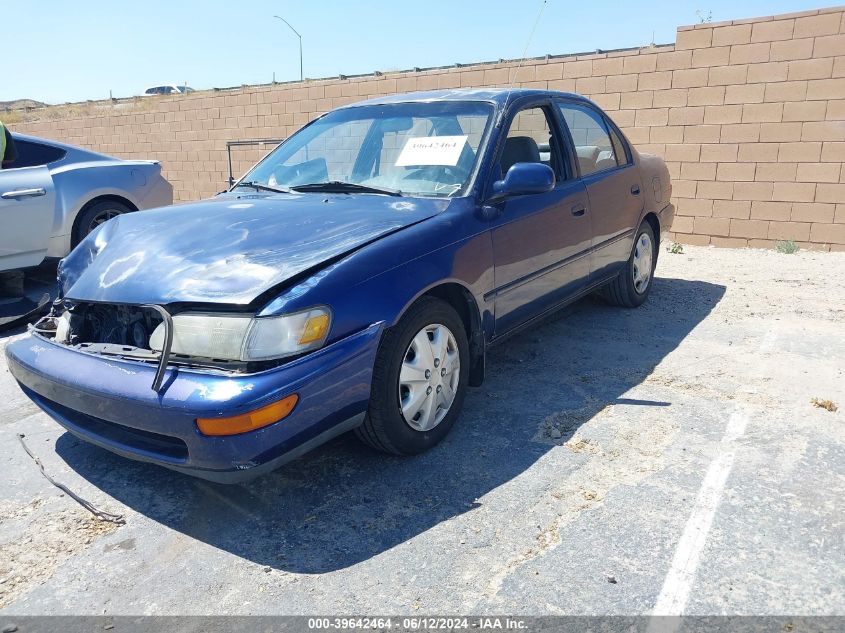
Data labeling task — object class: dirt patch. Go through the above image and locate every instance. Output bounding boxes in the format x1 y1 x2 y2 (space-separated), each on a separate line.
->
810 398 838 413
536 400 612 444
0 502 121 608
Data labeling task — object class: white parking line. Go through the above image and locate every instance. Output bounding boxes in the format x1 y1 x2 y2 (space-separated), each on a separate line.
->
650 409 749 618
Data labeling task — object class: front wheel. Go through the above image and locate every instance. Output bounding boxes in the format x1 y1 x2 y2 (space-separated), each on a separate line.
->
356 297 469 455
599 221 657 308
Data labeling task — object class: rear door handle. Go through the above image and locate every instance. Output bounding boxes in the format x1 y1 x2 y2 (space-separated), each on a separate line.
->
1 188 47 199
630 184 641 196
571 205 586 217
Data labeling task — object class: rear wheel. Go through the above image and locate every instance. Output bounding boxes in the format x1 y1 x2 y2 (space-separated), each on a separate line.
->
73 199 133 246
599 221 656 308
356 297 469 455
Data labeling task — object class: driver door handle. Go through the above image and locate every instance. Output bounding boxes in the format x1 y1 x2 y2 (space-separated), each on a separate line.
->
1 188 47 199
571 204 586 217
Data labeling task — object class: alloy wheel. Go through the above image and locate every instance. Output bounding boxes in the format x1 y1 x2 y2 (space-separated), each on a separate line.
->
87 208 123 235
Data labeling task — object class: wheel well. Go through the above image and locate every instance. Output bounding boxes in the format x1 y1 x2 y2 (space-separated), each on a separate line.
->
422 283 485 387
71 195 138 247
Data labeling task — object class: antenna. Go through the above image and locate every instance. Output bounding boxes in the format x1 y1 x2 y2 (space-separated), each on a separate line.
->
497 0 549 126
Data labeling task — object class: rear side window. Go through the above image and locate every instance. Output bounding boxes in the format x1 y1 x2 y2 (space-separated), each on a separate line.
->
557 102 622 176
8 139 67 168
609 126 630 166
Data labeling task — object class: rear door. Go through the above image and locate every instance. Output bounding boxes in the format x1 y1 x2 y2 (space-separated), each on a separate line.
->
489 103 592 335
0 162 56 271
555 100 643 281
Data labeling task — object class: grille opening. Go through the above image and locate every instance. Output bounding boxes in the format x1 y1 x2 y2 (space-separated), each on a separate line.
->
69 303 164 349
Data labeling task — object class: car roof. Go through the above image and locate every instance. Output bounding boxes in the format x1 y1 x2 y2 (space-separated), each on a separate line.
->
343 88 592 108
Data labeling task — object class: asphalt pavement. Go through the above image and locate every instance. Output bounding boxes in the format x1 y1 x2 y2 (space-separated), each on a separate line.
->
1 245 842 616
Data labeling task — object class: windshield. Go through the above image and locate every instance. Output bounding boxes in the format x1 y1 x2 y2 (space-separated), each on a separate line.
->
239 101 494 197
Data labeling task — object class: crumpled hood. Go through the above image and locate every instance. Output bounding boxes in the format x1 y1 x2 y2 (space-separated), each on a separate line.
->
60 193 446 305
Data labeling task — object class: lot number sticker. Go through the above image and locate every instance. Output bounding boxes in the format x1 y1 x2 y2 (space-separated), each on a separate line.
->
395 135 467 166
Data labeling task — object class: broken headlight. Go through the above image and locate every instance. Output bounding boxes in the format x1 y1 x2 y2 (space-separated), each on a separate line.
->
148 307 331 361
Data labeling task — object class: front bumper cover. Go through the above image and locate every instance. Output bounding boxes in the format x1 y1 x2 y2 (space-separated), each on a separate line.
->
6 323 383 483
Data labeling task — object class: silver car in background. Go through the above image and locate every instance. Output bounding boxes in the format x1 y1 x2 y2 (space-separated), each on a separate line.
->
0 134 173 272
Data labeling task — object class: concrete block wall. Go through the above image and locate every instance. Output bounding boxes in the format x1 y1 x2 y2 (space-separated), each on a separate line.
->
13 6 845 250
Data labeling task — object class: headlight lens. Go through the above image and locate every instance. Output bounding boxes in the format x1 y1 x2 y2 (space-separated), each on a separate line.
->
245 308 331 360
149 307 331 361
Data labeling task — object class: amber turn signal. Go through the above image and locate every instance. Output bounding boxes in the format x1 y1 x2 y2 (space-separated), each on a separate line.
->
299 313 330 345
196 394 299 436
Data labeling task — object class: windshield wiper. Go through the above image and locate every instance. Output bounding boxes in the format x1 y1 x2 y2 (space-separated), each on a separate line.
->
233 181 291 194
290 181 403 196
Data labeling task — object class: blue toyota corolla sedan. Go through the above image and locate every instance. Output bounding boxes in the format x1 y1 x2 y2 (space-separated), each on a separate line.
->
6 89 674 483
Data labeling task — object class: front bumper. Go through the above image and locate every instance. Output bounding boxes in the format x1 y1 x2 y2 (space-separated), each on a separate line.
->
6 323 383 483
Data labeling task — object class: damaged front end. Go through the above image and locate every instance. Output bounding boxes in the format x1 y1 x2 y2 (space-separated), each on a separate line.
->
33 293 334 393
36 188 431 394
31 302 254 393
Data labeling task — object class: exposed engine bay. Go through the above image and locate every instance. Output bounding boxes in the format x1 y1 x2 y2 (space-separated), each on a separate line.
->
69 303 164 349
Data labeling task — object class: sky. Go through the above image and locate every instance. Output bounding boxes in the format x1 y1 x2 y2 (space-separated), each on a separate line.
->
4 0 840 104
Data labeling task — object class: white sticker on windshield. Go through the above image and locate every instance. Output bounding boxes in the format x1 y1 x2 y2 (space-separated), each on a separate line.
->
395 135 467 167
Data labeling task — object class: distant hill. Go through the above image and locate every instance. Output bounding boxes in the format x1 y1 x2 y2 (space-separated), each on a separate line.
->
0 99 48 110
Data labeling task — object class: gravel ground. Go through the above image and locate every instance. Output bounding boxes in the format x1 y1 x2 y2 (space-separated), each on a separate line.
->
0 244 843 615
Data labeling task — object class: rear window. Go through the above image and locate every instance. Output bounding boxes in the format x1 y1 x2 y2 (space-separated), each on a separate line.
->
8 139 67 168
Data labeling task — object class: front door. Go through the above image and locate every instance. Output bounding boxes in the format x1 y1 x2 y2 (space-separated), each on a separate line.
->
0 165 55 272
489 104 592 335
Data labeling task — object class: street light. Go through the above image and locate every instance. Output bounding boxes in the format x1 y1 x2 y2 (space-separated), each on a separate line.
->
273 15 303 82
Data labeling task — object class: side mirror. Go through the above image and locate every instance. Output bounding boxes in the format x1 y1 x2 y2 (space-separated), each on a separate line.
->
491 162 556 199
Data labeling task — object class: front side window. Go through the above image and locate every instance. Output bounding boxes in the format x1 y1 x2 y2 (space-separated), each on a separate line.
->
497 106 563 181
557 102 621 176
240 101 494 197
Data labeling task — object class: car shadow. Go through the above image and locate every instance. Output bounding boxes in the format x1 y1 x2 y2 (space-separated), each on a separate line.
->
0 260 58 332
55 276 725 573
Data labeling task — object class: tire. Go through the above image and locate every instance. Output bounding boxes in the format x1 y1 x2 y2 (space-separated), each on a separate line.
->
73 199 133 247
599 221 657 308
356 296 470 455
